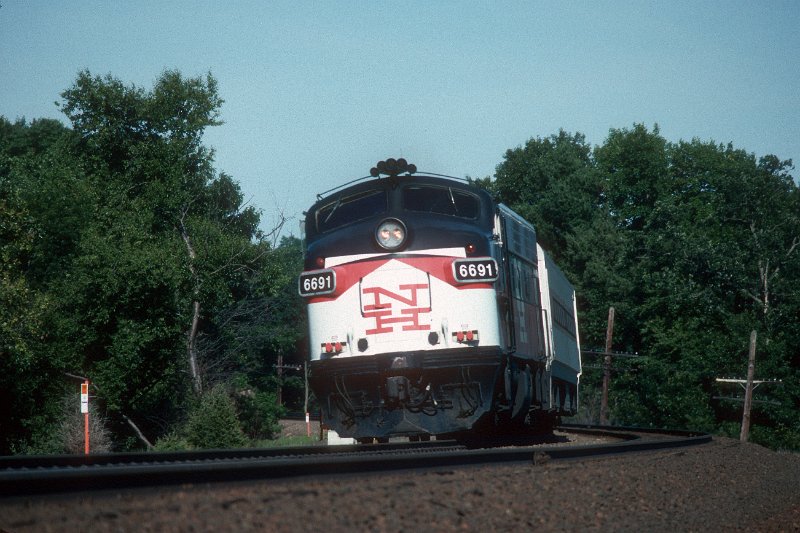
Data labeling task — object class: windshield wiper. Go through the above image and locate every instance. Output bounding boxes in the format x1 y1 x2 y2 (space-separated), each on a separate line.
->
448 187 459 215
322 196 343 225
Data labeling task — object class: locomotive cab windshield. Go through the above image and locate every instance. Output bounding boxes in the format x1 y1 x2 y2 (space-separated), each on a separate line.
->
316 188 387 233
402 184 481 219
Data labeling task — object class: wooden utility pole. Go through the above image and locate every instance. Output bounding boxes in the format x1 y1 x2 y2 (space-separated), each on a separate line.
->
274 356 303 410
716 330 781 442
600 307 615 425
276 352 283 407
740 330 757 442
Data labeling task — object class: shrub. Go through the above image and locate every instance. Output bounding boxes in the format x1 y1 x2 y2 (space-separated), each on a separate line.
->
60 394 112 454
153 431 192 451
236 388 284 440
185 385 248 449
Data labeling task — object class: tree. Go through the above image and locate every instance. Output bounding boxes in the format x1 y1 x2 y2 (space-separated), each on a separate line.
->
596 133 800 440
61 70 256 393
595 123 669 232
1 71 305 452
0 117 84 453
59 71 230 395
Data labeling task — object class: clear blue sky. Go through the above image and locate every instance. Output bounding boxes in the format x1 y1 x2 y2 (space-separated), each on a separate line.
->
2 1 798 236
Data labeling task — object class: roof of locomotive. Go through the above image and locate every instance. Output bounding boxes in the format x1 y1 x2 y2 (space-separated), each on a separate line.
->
308 172 492 211
304 171 495 239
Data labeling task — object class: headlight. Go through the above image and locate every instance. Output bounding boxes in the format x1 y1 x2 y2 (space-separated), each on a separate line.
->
375 218 407 250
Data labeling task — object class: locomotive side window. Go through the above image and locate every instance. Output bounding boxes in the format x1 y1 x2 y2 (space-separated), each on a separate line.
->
316 189 387 232
403 185 480 219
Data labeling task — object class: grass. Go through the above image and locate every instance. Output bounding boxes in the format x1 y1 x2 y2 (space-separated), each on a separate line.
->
255 435 323 448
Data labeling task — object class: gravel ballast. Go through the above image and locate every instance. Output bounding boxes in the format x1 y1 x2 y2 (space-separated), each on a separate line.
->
1 436 799 531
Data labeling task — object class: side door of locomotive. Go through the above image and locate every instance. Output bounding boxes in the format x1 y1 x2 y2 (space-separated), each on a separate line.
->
495 206 546 360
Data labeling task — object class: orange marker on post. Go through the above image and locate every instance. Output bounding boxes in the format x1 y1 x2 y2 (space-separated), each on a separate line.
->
81 381 89 455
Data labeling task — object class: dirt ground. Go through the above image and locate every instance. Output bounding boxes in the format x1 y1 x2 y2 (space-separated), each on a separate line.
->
1 434 798 532
279 418 322 439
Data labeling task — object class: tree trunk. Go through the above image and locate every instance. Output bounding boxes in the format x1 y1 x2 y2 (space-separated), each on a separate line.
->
179 216 203 395
187 300 202 394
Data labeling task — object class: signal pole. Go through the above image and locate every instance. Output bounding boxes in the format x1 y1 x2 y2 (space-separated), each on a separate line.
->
304 361 311 438
65 373 91 455
81 380 90 455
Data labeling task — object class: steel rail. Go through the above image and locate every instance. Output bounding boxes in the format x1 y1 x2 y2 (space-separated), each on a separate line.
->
0 426 711 497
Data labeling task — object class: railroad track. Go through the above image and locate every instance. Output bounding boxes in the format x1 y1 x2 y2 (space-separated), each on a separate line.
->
0 425 710 497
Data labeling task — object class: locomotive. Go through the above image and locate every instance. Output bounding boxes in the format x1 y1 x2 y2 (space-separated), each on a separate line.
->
299 158 581 441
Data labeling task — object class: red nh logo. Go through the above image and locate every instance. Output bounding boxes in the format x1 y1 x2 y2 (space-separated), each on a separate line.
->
362 284 431 334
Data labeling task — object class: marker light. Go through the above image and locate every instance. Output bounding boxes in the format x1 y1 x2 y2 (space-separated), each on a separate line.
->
370 158 417 177
315 257 325 268
465 243 476 255
376 218 407 251
453 330 479 344
321 340 347 355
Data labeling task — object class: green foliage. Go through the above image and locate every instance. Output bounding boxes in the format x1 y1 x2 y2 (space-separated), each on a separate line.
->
595 123 669 231
58 70 221 175
185 385 248 449
151 380 286 450
0 118 77 454
751 423 800 452
0 117 71 159
152 431 193 452
235 385 284 440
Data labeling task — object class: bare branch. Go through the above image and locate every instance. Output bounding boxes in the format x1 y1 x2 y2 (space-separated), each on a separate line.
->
740 288 764 307
786 235 800 258
123 414 154 450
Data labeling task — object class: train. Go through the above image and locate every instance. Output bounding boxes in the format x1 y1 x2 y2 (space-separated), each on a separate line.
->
299 158 581 441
